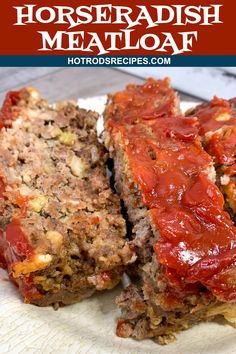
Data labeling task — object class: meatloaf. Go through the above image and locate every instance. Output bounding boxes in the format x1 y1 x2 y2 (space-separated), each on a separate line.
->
186 97 236 223
0 87 135 306
103 78 236 344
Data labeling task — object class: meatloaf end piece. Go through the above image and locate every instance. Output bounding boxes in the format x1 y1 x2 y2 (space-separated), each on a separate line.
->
186 97 236 223
0 88 135 306
104 78 236 344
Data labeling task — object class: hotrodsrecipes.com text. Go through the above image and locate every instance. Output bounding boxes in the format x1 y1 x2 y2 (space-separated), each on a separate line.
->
67 56 171 66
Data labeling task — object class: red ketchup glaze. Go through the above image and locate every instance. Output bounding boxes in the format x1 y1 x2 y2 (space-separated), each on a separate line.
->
5 220 33 261
225 163 236 177
189 96 236 136
107 81 236 303
106 77 179 125
18 276 42 303
0 178 5 199
188 96 236 167
0 177 31 263
205 126 236 166
91 216 100 225
0 220 36 301
0 231 6 268
0 91 21 129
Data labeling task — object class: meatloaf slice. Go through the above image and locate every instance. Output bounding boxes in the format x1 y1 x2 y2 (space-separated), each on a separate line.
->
0 88 135 306
186 97 236 223
104 78 236 344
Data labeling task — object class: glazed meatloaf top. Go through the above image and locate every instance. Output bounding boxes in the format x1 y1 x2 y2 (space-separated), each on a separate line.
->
186 96 236 136
186 96 236 222
105 78 236 303
0 88 134 304
186 97 236 165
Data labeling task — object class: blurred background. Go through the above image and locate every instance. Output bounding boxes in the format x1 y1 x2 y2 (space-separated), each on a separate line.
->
0 67 235 104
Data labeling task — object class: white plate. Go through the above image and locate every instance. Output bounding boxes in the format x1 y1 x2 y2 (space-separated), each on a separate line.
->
1 97 235 354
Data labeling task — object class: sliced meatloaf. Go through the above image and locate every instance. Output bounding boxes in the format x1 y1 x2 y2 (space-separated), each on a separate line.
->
186 97 236 223
103 78 236 344
0 88 135 306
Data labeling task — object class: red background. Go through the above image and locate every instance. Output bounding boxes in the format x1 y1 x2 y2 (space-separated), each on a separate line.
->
0 0 234 55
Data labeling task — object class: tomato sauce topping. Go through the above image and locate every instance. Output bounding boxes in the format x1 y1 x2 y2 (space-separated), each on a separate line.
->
0 178 5 199
0 91 21 129
225 163 236 177
107 80 236 302
205 126 236 166
5 220 33 261
188 96 236 136
18 275 42 303
187 96 236 167
106 77 179 125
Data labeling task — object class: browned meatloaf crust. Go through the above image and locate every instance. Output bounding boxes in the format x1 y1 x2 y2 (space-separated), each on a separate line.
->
0 88 135 306
103 78 236 344
186 97 236 223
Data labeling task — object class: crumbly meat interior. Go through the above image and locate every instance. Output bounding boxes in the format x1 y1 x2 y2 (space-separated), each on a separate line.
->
0 88 135 306
104 79 236 344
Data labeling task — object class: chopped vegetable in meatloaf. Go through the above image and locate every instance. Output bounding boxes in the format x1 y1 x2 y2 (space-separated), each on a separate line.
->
186 97 236 224
0 87 135 306
104 78 236 344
